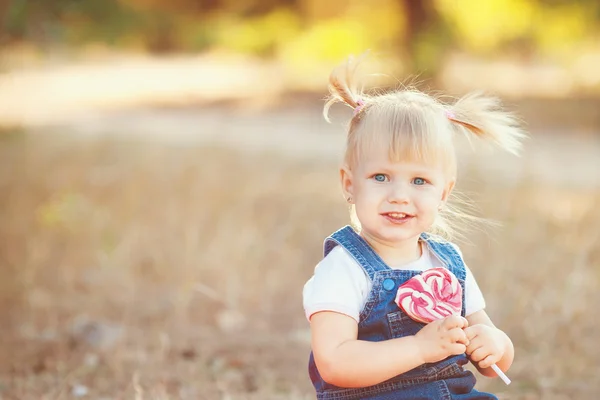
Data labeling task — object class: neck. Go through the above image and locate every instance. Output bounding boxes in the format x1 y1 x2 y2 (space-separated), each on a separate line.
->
360 231 422 267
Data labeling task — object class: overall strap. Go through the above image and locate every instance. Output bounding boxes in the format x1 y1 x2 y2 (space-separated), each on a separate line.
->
324 225 390 281
419 233 467 281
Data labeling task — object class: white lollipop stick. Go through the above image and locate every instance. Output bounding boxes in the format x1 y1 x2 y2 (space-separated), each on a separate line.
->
490 364 511 385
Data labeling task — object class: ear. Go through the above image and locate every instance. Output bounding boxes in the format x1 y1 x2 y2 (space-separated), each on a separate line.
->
340 165 354 201
440 178 455 205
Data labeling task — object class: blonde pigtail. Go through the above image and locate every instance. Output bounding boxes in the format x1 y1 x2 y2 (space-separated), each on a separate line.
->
323 54 367 122
447 91 527 155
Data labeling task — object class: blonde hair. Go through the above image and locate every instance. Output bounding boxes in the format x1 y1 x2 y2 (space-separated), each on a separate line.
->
324 55 527 239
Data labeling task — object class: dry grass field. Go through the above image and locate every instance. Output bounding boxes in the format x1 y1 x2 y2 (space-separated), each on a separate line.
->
1 101 599 400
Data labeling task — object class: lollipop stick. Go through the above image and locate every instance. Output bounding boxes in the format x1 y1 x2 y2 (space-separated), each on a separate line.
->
490 364 510 385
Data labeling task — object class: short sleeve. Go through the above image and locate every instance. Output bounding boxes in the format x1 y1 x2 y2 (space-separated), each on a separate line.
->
302 246 369 323
463 265 486 316
449 243 486 316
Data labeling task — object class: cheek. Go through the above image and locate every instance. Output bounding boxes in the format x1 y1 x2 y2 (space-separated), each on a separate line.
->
416 189 442 210
354 186 382 217
356 182 382 200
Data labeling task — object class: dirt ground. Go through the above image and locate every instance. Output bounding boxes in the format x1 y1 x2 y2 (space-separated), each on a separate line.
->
1 56 600 399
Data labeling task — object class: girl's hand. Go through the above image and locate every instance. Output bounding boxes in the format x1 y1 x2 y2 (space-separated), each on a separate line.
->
415 315 470 364
464 324 506 369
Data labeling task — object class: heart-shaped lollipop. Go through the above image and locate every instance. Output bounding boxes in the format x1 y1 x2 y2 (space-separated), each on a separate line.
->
395 267 462 324
394 267 511 385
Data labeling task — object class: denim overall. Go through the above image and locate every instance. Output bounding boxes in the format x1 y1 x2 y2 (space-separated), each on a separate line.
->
308 226 497 400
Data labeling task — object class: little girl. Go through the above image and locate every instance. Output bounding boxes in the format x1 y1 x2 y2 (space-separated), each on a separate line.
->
303 56 526 399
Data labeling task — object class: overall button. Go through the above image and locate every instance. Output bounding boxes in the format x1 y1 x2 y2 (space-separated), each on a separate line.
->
382 278 395 291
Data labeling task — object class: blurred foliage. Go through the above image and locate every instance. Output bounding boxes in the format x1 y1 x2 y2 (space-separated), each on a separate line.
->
1 0 599 71
210 8 302 56
437 0 600 54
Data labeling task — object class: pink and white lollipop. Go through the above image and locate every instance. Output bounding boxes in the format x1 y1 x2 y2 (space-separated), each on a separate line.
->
395 267 462 324
394 267 511 385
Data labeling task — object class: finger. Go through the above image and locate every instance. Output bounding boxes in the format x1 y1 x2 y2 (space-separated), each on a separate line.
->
449 343 467 356
465 337 483 355
479 354 500 369
441 315 461 329
449 328 469 345
443 315 468 330
463 326 478 341
470 347 489 363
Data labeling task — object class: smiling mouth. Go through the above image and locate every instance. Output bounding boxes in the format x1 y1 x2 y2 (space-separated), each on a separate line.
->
381 212 414 223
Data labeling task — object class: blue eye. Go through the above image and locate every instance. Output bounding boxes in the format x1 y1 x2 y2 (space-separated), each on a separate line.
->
373 174 387 182
413 177 427 185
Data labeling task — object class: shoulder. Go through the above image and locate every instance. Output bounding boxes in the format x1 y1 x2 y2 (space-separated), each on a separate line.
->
448 242 464 257
422 235 468 280
305 245 370 294
422 234 465 258
315 245 364 276
303 245 370 323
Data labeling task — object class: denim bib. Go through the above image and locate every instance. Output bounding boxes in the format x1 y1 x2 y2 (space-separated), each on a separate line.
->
308 226 497 399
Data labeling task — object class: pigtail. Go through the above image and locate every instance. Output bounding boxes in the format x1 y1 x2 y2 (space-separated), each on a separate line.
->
447 91 526 155
323 54 367 122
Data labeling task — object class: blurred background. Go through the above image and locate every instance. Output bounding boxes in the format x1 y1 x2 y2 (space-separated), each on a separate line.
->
1 0 599 399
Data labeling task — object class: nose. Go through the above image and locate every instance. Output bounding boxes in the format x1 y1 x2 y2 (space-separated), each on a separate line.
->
388 182 410 204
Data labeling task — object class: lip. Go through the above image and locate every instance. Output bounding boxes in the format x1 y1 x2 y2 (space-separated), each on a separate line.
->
381 212 414 224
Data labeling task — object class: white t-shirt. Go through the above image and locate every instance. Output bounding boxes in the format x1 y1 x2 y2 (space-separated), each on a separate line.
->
303 242 486 323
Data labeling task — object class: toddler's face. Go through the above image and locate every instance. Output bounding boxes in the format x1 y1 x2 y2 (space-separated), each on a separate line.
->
345 147 452 247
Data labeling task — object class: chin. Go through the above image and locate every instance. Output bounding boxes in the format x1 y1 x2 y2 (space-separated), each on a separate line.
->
364 225 420 244
382 232 419 244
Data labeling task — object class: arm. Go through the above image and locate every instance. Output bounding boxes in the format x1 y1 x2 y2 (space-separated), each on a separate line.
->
310 311 469 388
465 310 514 377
